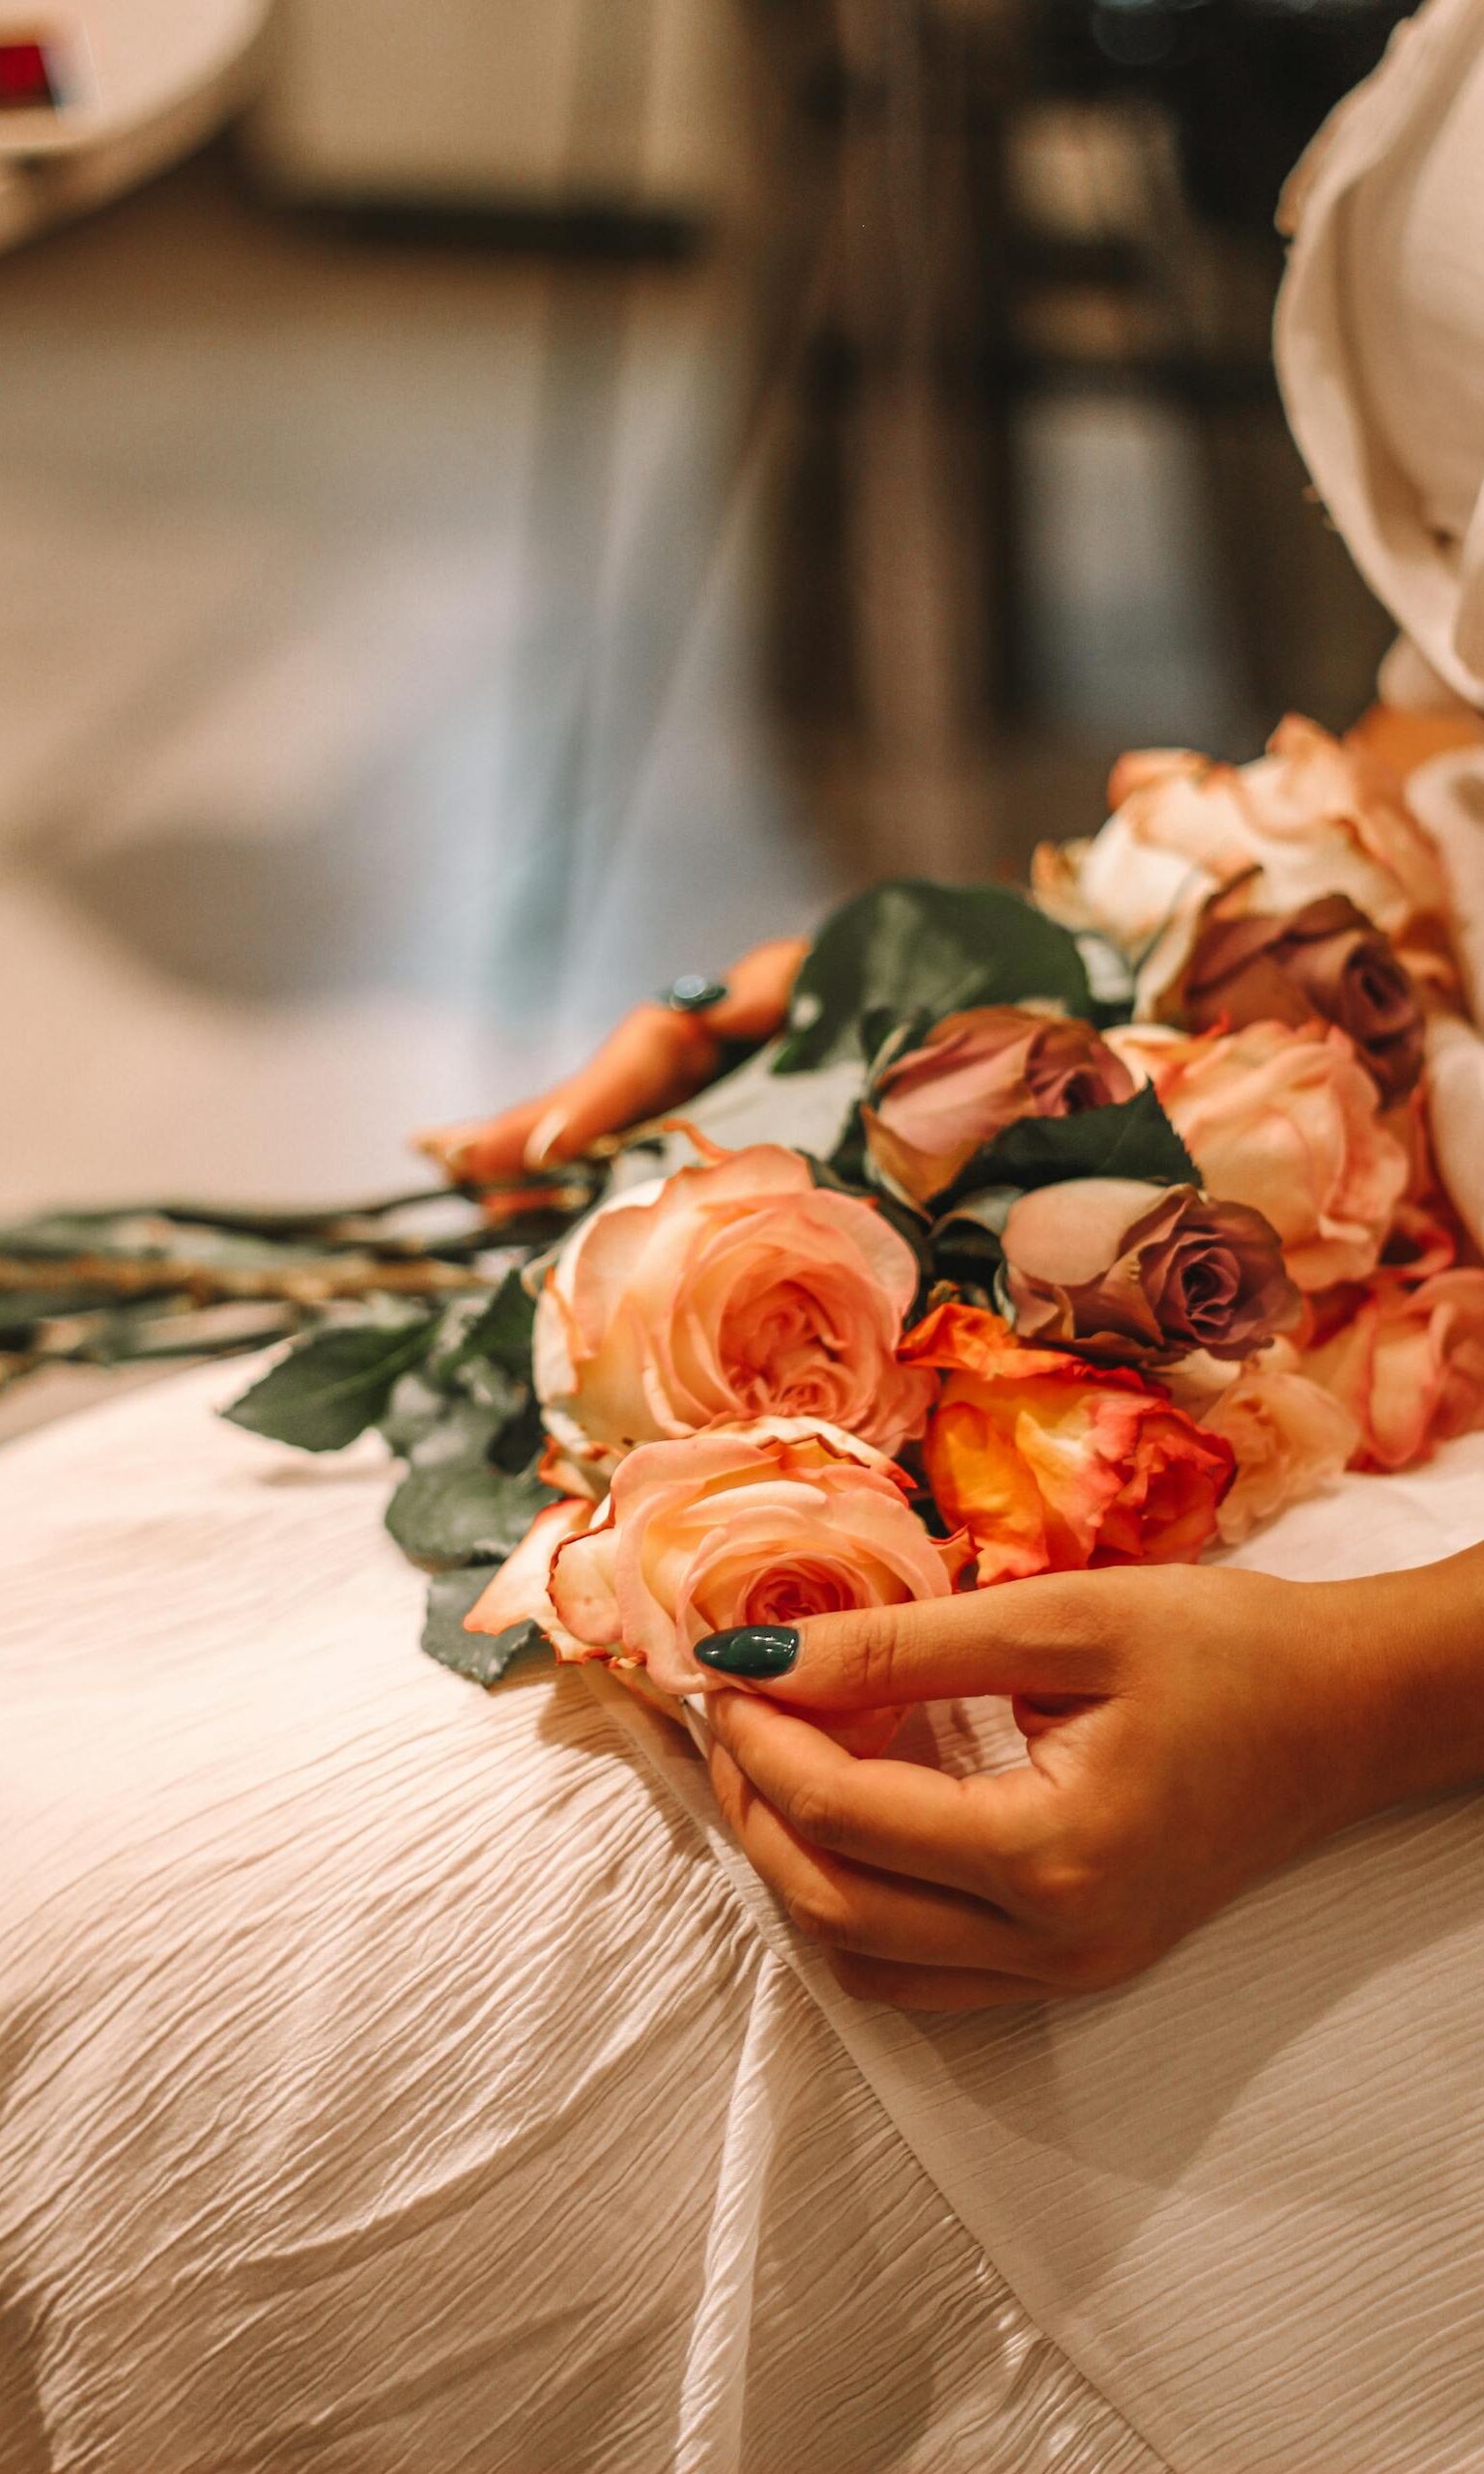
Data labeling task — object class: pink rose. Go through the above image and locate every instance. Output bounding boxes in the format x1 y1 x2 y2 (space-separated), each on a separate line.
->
1033 716 1451 1011
862 1006 1133 1205
533 1141 936 1486
1195 1343 1359 1543
469 1424 959 1698
1299 1270 1484 1472
899 1303 1235 1585
1111 1020 1409 1291
1001 1176 1300 1365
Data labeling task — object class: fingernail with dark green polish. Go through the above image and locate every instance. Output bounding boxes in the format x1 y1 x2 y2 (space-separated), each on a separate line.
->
695 1625 799 1678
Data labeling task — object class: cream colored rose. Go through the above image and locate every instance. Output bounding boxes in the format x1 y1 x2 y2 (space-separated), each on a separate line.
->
1032 716 1450 1011
1110 1020 1409 1291
533 1142 935 1486
1196 1342 1359 1544
468 1424 958 1698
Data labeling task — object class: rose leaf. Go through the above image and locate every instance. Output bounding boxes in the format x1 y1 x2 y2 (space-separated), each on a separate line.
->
420 1575 549 1686
385 1456 558 1570
936 1085 1198 1208
222 1310 437 1452
774 881 1093 1075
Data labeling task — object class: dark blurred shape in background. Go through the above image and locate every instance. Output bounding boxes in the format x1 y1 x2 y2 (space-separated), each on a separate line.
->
0 0 1413 1221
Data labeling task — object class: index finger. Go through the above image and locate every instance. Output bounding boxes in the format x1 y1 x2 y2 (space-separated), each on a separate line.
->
706 1688 1055 1906
698 1571 1123 1712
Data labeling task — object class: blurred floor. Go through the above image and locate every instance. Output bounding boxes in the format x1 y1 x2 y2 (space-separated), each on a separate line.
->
0 106 1383 1222
0 145 830 1214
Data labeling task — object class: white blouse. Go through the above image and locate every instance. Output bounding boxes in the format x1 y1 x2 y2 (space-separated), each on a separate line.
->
1276 0 1484 710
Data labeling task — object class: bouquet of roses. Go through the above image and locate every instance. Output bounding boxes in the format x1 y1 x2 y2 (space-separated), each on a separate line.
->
218 716 1484 1709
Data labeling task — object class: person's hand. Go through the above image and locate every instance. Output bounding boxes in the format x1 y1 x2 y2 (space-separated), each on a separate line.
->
415 937 807 1183
697 1552 1484 2012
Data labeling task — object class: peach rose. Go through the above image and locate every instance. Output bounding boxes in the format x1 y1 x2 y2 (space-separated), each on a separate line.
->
862 1006 1133 1205
533 1142 936 1487
1001 1176 1300 1366
1033 716 1450 1012
1110 1020 1409 1291
1195 1342 1360 1543
468 1424 959 1697
900 1302 1234 1585
1299 1270 1484 1473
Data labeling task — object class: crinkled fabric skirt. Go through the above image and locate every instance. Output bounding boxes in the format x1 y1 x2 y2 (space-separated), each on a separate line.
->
3 1366 1484 2474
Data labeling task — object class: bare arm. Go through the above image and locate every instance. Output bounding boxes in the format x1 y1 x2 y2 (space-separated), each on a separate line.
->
414 937 806 1182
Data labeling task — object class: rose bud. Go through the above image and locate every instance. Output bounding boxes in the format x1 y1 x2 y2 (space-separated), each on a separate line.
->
1000 1176 1302 1366
1168 890 1425 1106
862 1006 1134 1206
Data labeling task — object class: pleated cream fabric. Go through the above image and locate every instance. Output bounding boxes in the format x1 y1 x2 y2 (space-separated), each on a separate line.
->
3 1362 1484 2473
0 1367 1162 2474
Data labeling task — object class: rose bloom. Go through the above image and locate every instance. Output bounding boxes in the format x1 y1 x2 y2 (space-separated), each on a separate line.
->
1110 1019 1409 1292
1299 1270 1484 1473
466 1424 959 1698
899 1302 1234 1585
1001 1176 1300 1366
862 1006 1133 1205
1165 889 1425 1107
1195 1342 1360 1544
533 1141 936 1487
1032 715 1450 1012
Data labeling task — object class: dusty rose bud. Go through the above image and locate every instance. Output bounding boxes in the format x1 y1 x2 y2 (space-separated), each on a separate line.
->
1170 891 1424 1106
1001 1176 1302 1366
862 1007 1134 1206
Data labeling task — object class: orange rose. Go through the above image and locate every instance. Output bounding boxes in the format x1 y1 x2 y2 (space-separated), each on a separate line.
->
1195 1343 1360 1543
469 1424 961 1697
900 1302 1234 1585
862 1006 1133 1205
1111 1020 1409 1291
1299 1270 1484 1473
533 1141 936 1488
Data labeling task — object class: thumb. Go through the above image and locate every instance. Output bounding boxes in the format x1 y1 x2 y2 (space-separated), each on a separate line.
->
694 1573 1125 1711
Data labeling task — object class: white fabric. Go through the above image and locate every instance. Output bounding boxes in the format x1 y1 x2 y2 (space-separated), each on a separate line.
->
1275 0 1484 706
4 1362 1484 2472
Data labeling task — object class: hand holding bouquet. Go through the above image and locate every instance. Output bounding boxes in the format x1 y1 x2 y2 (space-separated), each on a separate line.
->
222 711 1484 1707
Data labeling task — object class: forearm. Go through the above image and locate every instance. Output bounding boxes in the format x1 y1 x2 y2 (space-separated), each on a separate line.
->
1328 1543 1484 1809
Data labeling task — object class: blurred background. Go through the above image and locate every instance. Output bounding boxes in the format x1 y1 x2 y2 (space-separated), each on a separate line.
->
0 0 1411 1222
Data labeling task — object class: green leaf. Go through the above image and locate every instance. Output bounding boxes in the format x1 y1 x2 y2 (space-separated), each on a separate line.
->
379 1366 456 1456
935 1085 1197 1210
773 881 1092 1075
420 1571 548 1685
448 1268 537 1381
0 1282 133 1328
927 1187 1016 1295
385 1456 556 1570
223 1312 436 1452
